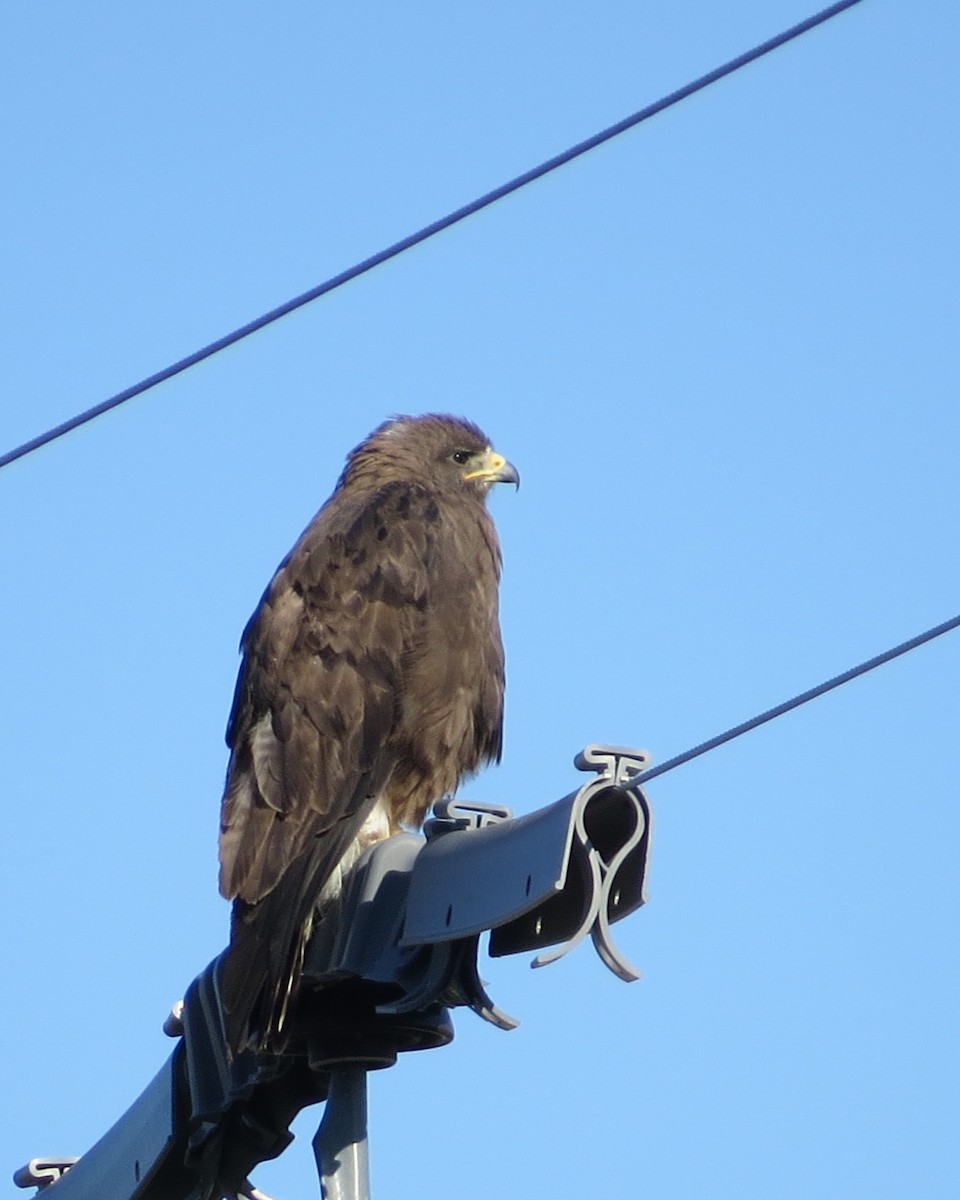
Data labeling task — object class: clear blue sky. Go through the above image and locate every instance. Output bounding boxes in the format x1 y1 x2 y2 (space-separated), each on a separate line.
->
3 2 958 1197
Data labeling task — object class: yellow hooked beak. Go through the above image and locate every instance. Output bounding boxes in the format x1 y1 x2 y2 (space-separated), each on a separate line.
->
463 448 521 488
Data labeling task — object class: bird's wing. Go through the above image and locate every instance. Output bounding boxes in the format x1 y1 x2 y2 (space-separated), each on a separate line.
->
218 480 439 905
217 481 447 1048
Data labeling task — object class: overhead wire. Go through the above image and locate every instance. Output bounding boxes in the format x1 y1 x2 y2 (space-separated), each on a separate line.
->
2 0 947 791
639 612 960 785
0 0 869 472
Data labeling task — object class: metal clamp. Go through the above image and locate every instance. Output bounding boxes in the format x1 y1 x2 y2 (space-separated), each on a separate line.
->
13 1159 79 1191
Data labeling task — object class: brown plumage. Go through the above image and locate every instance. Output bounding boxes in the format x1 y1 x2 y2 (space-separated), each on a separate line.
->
218 414 517 1053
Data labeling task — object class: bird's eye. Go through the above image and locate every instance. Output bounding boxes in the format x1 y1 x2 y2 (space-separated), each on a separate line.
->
451 450 473 465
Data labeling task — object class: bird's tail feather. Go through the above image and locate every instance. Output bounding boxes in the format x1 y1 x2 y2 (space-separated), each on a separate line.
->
220 813 371 1056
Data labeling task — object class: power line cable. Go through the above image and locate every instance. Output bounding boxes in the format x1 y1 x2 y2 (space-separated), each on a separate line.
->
640 612 960 785
0 0 869 473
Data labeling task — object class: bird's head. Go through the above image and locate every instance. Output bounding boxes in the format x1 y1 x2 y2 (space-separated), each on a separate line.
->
341 413 520 498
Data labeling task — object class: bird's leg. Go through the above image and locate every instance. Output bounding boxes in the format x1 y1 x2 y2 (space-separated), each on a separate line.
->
312 1068 371 1200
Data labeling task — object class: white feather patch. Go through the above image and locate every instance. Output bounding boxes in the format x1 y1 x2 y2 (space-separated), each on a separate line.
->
317 796 392 907
250 713 284 808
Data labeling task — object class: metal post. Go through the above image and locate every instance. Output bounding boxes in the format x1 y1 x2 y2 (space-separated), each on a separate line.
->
312 1069 370 1200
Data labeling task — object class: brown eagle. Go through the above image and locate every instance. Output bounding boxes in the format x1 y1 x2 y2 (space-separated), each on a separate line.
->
218 414 518 1053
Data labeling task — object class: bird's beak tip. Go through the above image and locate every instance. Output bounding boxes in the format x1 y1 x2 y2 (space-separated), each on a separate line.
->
498 461 520 490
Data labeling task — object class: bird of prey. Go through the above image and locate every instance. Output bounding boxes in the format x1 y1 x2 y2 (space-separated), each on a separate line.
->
218 413 518 1053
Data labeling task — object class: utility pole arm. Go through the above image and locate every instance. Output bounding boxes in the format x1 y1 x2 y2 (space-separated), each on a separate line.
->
15 745 654 1200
